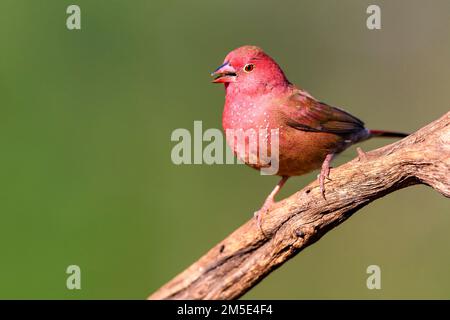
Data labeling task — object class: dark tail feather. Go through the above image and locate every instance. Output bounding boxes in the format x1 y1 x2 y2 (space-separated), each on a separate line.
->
368 129 409 138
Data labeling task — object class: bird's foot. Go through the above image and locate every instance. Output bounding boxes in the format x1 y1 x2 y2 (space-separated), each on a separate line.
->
253 176 289 235
356 147 367 161
319 153 335 199
254 199 275 235
319 167 332 199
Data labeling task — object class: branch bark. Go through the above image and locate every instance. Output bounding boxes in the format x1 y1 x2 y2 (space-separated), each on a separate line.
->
149 111 450 300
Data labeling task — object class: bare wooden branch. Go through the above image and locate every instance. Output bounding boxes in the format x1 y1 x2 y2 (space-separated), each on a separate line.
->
149 111 450 300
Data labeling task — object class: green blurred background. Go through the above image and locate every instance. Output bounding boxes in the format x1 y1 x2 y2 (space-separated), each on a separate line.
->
0 0 449 299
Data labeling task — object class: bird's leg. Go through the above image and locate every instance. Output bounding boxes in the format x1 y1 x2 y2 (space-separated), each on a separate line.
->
319 153 335 199
254 176 289 232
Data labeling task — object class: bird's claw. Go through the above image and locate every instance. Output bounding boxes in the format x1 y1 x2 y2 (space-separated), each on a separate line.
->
319 167 332 199
253 176 288 236
357 147 367 161
253 210 263 232
319 154 334 199
254 203 273 235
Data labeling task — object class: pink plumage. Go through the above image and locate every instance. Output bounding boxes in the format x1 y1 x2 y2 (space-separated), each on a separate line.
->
212 45 408 229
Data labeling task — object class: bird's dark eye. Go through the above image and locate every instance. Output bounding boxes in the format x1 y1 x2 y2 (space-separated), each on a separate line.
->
244 64 254 73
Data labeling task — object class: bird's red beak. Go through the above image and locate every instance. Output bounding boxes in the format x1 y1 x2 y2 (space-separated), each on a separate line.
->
211 61 237 83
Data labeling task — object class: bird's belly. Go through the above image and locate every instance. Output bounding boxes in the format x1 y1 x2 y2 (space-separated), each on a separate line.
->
224 124 345 177
277 130 342 176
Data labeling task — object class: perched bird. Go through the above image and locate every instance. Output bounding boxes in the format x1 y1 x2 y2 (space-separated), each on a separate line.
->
211 45 407 228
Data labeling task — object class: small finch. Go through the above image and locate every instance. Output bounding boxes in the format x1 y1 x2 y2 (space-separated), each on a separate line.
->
211 45 408 229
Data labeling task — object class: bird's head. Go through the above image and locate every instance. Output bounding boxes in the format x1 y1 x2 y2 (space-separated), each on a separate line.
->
211 46 289 93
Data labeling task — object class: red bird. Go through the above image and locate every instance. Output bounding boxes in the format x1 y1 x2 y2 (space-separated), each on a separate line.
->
211 46 407 228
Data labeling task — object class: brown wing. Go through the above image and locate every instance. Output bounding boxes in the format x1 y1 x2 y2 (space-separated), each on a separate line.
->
285 92 365 135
